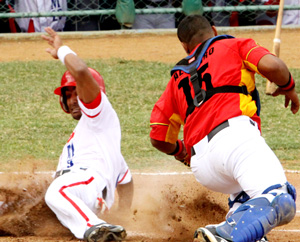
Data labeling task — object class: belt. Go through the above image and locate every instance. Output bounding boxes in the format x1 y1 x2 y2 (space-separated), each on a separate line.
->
191 118 256 156
55 168 87 178
191 120 229 156
207 120 229 142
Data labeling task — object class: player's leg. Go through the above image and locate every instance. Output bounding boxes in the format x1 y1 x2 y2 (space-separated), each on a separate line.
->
191 116 296 242
209 133 297 242
194 182 296 242
45 169 108 239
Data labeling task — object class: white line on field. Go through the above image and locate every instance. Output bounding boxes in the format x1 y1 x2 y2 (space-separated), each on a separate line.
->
273 229 300 232
0 170 298 175
0 171 195 175
285 170 300 174
132 171 193 175
133 170 299 175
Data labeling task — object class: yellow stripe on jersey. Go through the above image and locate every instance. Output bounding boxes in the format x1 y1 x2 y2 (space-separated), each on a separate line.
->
244 46 265 76
245 46 260 60
150 122 169 126
239 61 258 118
165 113 184 143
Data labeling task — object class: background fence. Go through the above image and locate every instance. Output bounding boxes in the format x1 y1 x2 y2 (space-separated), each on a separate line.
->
0 0 299 32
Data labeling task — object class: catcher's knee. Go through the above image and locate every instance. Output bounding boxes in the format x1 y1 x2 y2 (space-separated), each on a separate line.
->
216 183 296 242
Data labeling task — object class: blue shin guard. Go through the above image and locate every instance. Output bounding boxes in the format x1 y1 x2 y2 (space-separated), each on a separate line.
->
216 189 296 242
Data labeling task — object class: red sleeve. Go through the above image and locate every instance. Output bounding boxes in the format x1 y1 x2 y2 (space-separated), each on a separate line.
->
150 78 183 143
238 38 273 71
80 92 101 109
246 46 273 66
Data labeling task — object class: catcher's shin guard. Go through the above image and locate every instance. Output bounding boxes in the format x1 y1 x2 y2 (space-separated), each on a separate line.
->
215 192 296 242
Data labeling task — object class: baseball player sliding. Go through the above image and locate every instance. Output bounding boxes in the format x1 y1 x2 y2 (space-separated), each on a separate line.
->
150 15 299 242
41 27 133 242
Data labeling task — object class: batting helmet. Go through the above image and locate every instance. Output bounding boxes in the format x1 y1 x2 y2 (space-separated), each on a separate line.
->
54 68 106 113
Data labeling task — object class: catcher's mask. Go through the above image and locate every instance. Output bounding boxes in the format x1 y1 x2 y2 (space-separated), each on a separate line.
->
54 68 106 113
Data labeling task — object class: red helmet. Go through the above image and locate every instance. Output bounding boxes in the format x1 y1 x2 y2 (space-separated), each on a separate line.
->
54 67 106 113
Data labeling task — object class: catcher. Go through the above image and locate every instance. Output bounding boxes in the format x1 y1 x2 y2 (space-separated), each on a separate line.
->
42 27 133 242
149 15 299 242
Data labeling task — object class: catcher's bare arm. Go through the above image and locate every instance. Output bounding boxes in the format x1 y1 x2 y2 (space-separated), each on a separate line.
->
257 54 299 114
150 138 177 154
150 138 189 164
41 27 100 104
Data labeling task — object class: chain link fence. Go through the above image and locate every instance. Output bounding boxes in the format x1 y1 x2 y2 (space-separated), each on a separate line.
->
0 0 299 32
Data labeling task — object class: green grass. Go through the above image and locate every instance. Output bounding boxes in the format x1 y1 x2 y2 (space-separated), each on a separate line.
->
0 59 299 171
256 68 300 169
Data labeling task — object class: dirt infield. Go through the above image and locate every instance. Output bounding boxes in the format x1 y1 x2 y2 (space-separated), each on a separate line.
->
0 27 300 242
0 172 300 242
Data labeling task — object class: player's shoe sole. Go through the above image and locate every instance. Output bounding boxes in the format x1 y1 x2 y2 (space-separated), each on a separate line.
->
84 223 127 242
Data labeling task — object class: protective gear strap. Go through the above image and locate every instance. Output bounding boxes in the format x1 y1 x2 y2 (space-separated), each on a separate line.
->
228 191 250 209
262 182 297 201
286 182 297 201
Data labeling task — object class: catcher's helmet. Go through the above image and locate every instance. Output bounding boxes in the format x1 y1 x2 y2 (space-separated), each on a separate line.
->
54 68 106 113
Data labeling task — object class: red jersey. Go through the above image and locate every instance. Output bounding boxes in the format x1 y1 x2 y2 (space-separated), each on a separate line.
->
150 37 271 155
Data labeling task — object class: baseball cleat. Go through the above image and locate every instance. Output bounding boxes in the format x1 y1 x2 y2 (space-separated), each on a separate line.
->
193 226 269 242
84 223 127 242
193 227 228 242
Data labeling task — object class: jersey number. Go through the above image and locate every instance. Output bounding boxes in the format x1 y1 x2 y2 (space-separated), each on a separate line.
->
178 63 212 115
67 143 74 168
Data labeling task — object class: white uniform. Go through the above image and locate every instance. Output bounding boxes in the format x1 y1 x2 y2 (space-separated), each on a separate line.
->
14 0 67 32
45 92 132 239
190 115 287 216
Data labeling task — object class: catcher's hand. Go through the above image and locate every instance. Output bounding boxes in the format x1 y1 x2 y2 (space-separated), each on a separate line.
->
171 140 191 167
272 87 299 114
